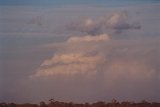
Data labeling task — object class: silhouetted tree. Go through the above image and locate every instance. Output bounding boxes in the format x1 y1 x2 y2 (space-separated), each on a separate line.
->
48 99 55 107
84 103 90 107
8 103 15 107
40 102 47 107
0 103 7 107
1 99 160 107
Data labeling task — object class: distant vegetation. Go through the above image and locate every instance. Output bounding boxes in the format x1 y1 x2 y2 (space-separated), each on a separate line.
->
1 99 160 107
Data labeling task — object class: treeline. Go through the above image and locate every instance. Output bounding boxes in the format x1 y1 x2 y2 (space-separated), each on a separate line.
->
1 99 160 107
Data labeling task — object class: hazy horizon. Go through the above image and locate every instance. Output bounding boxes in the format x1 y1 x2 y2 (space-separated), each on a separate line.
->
0 0 160 103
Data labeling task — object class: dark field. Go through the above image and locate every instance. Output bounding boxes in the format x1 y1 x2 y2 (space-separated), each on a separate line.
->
1 100 160 107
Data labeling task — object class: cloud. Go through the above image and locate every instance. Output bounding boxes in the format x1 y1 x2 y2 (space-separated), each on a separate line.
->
29 10 160 102
2 5 160 103
67 11 141 35
41 53 104 66
30 33 110 78
30 33 160 80
29 36 160 102
30 32 112 78
67 33 110 43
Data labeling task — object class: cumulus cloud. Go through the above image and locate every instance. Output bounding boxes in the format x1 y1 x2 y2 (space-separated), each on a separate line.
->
29 34 160 102
2 5 160 103
67 11 141 35
29 10 160 102
30 33 160 80
30 32 109 78
30 32 112 78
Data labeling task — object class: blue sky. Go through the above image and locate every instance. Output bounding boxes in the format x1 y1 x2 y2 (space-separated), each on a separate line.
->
0 0 159 6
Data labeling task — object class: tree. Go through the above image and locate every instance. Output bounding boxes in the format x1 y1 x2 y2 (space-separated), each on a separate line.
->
40 101 47 107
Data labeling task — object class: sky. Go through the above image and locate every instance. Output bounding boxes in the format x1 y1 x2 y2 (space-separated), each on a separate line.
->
0 0 160 6
0 0 160 104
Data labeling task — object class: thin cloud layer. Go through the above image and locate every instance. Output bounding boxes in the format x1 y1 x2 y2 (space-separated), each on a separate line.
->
67 33 110 43
67 11 141 35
